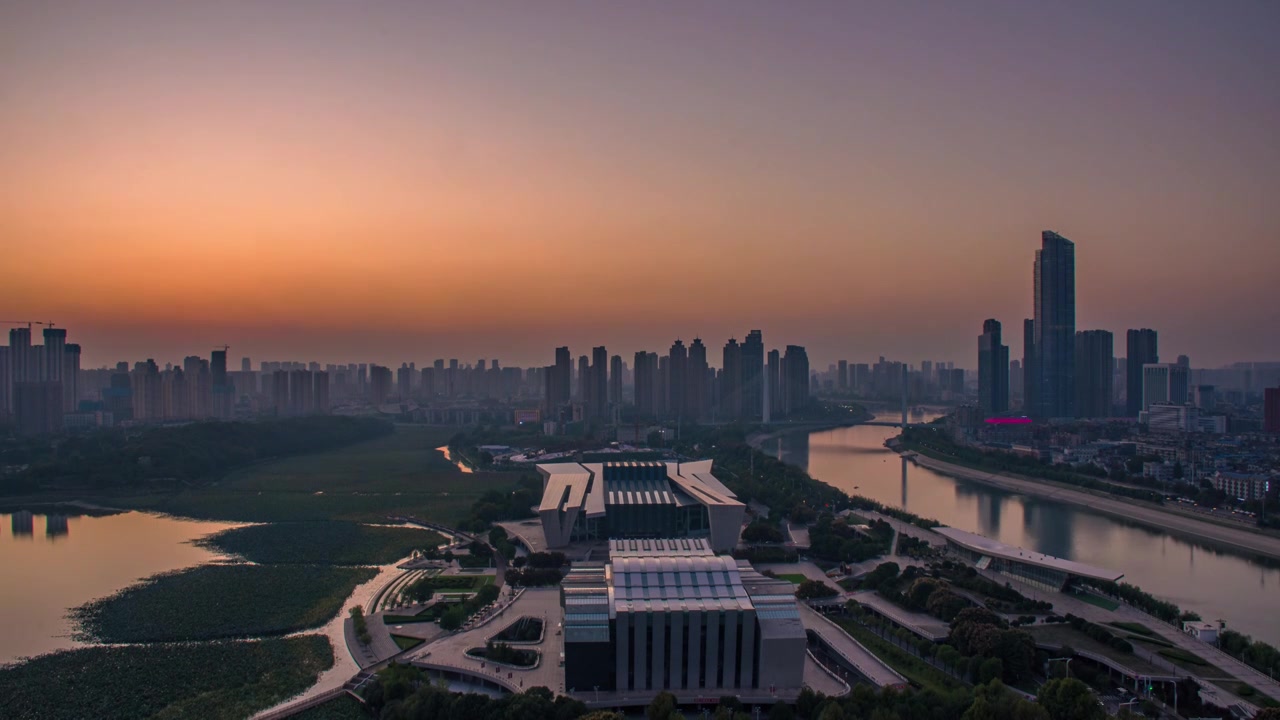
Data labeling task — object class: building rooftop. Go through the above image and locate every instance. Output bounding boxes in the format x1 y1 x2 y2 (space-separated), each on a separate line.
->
934 526 1123 582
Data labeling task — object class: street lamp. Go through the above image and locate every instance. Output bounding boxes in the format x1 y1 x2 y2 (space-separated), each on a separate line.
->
1047 657 1073 678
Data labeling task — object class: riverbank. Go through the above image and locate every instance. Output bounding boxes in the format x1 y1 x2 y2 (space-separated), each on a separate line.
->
901 449 1280 563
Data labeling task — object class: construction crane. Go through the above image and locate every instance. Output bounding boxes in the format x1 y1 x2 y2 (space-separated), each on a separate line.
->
1 320 53 329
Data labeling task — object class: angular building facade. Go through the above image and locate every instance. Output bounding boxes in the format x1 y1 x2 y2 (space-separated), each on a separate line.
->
537 460 746 552
561 538 806 696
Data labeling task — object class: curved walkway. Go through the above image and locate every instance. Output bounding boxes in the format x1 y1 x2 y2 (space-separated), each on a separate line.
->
798 604 908 688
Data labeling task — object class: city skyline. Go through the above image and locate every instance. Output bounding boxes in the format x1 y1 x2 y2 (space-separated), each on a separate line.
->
4 1 1280 367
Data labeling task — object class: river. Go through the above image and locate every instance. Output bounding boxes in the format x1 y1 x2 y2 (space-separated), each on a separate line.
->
761 413 1280 646
0 508 242 665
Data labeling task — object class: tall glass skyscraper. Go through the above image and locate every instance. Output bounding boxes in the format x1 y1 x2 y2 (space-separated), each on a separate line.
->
1032 231 1076 419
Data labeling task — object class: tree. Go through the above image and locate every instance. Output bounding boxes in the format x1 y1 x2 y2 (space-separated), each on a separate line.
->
817 701 846 720
768 701 795 720
978 657 1004 684
1037 677 1104 720
439 604 467 630
647 691 677 720
796 579 839 600
861 561 900 591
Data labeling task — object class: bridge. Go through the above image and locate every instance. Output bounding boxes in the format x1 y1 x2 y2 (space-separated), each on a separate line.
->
856 365 931 428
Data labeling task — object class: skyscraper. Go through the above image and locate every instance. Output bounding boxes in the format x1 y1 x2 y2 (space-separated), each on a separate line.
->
1022 318 1036 413
1032 231 1076 418
42 328 66 384
837 360 849 393
1125 329 1159 417
721 338 742 419
1074 330 1114 418
545 346 572 415
977 319 1009 415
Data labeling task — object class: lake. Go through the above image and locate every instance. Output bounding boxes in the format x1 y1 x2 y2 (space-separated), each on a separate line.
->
0 508 241 665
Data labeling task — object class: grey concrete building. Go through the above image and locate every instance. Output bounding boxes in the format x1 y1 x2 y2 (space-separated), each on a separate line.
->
561 539 805 696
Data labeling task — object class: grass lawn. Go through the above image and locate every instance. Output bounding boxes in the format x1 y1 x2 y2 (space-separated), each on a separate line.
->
0 636 333 720
1027 625 1165 675
1158 647 1210 666
112 425 517 525
1068 588 1120 611
199 521 443 565
73 564 376 643
391 634 425 651
1108 621 1155 637
1129 635 1175 649
776 574 810 585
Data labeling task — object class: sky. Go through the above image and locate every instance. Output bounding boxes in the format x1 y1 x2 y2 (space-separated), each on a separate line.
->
2 0 1278 370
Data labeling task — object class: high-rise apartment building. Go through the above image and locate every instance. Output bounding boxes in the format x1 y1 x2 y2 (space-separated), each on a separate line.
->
741 330 764 420
1031 231 1075 419
766 349 781 417
62 343 81 412
1074 330 1114 418
977 319 1009 415
782 345 810 416
1125 329 1158 417
369 365 392 405
591 346 608 420
668 340 687 419
687 339 708 421
721 338 742 419
634 351 656 417
1265 387 1280 434
609 355 623 408
837 360 849 392
1142 363 1189 412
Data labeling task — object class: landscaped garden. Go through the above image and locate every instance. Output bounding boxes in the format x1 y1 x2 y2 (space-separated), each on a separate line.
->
465 641 539 668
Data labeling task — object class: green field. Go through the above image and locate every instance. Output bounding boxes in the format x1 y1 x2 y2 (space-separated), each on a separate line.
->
0 635 333 720
199 521 444 565
73 564 376 643
113 426 516 524
776 573 809 585
835 618 969 695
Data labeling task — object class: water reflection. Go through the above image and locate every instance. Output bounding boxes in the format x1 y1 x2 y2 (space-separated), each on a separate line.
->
11 510 34 537
0 509 242 663
768 415 1280 645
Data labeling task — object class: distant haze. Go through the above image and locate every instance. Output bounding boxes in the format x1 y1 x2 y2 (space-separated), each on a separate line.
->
3 1 1278 368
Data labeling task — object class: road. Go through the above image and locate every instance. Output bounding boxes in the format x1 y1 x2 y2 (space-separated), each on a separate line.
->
907 452 1280 562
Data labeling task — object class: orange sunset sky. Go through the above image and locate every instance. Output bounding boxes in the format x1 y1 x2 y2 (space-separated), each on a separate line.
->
3 1 1278 368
